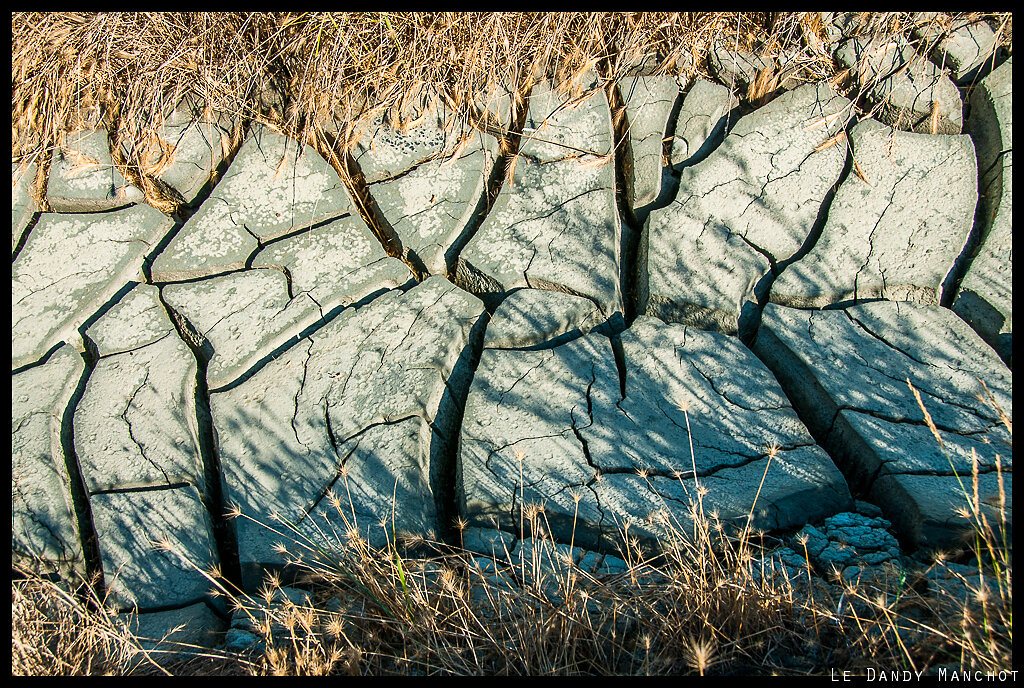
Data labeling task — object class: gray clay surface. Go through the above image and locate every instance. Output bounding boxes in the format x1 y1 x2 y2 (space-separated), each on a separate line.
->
9 63 1012 608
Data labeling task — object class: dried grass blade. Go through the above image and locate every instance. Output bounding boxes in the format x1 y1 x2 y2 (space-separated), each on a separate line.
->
907 378 943 449
505 152 519 185
814 130 846 152
804 110 843 131
929 100 941 135
853 160 870 185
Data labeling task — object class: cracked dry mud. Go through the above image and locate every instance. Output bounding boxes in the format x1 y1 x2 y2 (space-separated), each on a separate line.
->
11 61 1012 646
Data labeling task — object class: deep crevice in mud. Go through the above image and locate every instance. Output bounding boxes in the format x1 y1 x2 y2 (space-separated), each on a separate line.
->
940 209 981 310
613 76 737 330
308 128 420 279
11 210 41 264
157 291 243 593
34 202 139 216
60 336 105 596
606 79 642 327
448 87 533 306
938 154 1003 309
139 120 252 285
748 325 852 487
141 216 188 286
737 126 855 346
77 281 141 343
443 105 530 281
438 312 491 546
644 85 691 210
114 595 226 618
610 333 629 399
662 87 686 166
11 341 65 377
89 481 194 496
26 152 54 217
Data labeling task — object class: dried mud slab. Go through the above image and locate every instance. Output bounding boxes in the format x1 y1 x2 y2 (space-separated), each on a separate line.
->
617 75 680 212
459 315 851 553
152 125 355 281
46 129 144 213
771 119 976 308
163 223 411 390
12 204 175 369
12 345 86 578
482 288 605 351
250 214 413 309
353 92 509 275
118 602 225 657
72 284 221 611
708 43 771 92
122 96 235 205
836 36 963 134
211 276 484 585
670 78 739 170
90 486 219 610
457 75 622 316
12 160 37 254
754 301 1012 551
75 285 203 493
915 15 1001 85
640 83 851 335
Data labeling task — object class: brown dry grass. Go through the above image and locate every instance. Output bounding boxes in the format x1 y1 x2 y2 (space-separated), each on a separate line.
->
11 568 159 676
13 12 1011 160
11 12 1011 215
13 471 1010 676
11 12 1011 216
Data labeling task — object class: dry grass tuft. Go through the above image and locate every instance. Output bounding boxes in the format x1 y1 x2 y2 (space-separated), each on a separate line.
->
12 13 1011 211
11 568 159 676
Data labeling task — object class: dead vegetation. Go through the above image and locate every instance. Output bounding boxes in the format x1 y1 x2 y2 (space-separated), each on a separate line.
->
12 462 1011 676
12 12 1011 163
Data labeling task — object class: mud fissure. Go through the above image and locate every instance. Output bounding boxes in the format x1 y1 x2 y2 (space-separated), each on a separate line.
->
309 129 420 279
738 126 855 345
59 338 106 597
606 79 643 326
157 291 243 592
437 313 491 544
447 86 533 300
